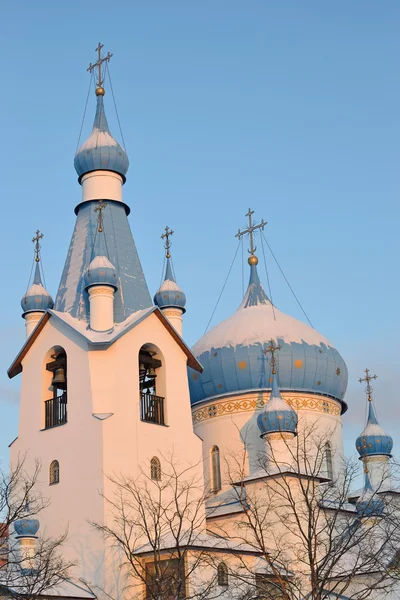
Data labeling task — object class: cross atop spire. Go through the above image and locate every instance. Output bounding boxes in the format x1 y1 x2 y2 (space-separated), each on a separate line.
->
94 201 107 233
32 230 44 263
235 208 267 261
359 368 378 402
161 226 174 258
264 338 282 375
87 42 113 96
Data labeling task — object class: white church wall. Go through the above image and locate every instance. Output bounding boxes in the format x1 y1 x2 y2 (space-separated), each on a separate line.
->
11 311 206 596
193 391 344 494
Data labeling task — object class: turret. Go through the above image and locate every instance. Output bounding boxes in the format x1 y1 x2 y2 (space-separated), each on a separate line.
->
84 203 118 332
21 231 53 338
356 469 385 522
154 227 186 335
74 44 128 207
257 340 298 470
355 369 393 489
13 503 40 574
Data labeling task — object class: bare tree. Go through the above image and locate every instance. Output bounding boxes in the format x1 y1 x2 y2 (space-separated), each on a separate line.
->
213 422 400 600
90 454 251 600
0 456 75 600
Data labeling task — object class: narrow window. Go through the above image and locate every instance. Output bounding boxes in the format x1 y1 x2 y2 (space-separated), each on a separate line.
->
217 562 228 587
325 443 333 481
150 457 161 481
210 446 221 493
49 460 60 485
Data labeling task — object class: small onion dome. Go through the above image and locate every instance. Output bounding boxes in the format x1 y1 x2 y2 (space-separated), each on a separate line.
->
257 373 298 438
85 255 118 291
74 94 129 182
21 263 53 315
356 400 393 459
189 262 348 406
356 471 385 519
154 257 186 312
14 503 40 538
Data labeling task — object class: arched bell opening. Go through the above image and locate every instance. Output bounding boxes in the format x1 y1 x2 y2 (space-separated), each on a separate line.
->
43 346 67 429
139 344 166 426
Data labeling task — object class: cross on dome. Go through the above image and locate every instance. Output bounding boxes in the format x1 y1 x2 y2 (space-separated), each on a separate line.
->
161 226 174 259
359 368 377 403
32 230 44 263
235 208 267 264
94 201 107 233
87 42 113 96
264 339 282 375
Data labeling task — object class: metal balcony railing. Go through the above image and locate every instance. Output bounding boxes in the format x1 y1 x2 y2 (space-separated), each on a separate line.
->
141 393 165 425
44 393 67 429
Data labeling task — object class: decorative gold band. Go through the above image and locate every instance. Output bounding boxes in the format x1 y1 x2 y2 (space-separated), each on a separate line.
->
192 392 341 424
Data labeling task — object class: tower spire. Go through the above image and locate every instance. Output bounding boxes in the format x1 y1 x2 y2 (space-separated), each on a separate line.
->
87 42 113 96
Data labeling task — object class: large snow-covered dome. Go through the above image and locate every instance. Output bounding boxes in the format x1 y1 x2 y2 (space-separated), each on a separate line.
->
189 262 348 409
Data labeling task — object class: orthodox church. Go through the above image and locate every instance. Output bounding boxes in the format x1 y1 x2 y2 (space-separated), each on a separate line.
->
5 46 399 600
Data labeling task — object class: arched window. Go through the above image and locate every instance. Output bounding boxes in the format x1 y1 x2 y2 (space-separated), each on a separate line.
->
49 460 60 485
44 347 67 429
325 443 333 481
210 446 221 493
217 562 228 587
139 345 165 426
150 457 161 481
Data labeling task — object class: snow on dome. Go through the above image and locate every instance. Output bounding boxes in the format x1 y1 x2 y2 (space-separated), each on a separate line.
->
189 263 348 406
85 255 118 290
356 400 393 458
21 263 53 314
74 95 129 181
257 373 298 437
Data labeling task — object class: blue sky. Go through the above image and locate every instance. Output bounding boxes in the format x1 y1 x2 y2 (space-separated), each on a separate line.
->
0 2 399 466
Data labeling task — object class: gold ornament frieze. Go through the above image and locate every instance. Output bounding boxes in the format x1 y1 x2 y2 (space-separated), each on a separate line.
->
192 393 341 424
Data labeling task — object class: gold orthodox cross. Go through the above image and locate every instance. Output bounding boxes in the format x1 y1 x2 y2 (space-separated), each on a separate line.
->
235 208 267 256
359 368 377 402
94 201 107 233
161 226 174 258
87 42 113 90
264 338 282 375
32 230 44 263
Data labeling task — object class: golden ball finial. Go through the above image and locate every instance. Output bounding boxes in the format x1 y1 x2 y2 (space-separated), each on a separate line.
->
95 86 105 96
248 255 258 266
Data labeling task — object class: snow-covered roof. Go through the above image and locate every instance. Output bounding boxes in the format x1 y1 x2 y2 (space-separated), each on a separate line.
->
189 262 348 406
8 307 202 378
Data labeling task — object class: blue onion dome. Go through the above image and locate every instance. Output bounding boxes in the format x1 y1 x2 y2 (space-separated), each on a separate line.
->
21 263 54 315
14 503 40 538
356 471 385 519
189 261 348 407
154 257 186 312
85 255 118 290
257 372 298 437
74 94 129 182
356 400 393 459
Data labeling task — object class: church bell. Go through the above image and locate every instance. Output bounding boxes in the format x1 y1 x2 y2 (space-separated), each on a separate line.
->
52 367 66 390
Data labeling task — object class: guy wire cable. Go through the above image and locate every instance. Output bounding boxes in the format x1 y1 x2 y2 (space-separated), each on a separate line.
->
260 233 276 321
75 72 93 154
106 62 127 152
204 241 241 335
261 230 314 329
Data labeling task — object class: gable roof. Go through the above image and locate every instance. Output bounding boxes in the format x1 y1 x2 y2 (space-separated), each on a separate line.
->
8 307 202 379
